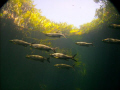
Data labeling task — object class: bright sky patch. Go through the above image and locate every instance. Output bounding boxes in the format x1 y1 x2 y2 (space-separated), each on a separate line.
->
33 0 100 28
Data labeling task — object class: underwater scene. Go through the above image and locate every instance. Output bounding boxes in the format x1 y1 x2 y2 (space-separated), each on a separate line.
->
0 0 120 90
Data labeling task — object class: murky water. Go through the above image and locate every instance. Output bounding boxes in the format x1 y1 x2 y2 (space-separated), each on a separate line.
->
1 0 120 90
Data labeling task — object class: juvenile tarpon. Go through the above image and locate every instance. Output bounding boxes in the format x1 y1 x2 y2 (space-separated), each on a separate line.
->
45 33 66 38
54 64 75 70
26 55 50 63
76 42 94 47
109 24 120 29
102 38 120 44
9 39 30 47
30 43 57 52
50 53 77 62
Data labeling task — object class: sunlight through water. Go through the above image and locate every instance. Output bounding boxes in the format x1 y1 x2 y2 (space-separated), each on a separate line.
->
33 0 100 28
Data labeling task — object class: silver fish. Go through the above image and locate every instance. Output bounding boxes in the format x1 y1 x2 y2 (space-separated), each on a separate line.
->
9 39 30 47
109 24 120 28
102 38 120 43
45 33 66 38
26 55 50 63
50 53 77 62
30 44 57 53
76 42 93 47
54 64 75 70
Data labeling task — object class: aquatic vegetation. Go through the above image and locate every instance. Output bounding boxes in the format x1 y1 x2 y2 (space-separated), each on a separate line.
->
39 38 58 45
73 53 86 76
0 0 119 45
75 61 82 68
1 0 119 41
56 48 72 56
39 83 47 90
71 53 86 75
29 47 35 54
25 36 57 46
80 63 86 76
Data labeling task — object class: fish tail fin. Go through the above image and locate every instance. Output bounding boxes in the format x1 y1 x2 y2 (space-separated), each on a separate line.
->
29 43 35 46
72 54 77 58
27 43 31 46
72 64 75 71
47 57 50 63
29 43 32 46
92 42 95 47
72 54 77 62
62 34 67 38
52 47 58 53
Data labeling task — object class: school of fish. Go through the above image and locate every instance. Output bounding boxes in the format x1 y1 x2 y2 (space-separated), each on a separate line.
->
9 26 120 70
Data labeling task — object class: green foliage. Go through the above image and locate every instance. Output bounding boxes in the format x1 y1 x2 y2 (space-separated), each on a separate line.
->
1 0 120 38
78 0 120 34
56 48 72 55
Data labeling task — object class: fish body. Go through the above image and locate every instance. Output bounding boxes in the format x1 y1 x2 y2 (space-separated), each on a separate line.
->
45 33 66 38
50 53 77 62
109 24 120 28
30 44 57 52
102 38 120 43
26 55 50 63
76 42 93 47
54 64 75 70
9 39 30 47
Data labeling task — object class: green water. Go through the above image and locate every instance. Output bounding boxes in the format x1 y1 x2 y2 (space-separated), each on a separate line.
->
0 17 120 90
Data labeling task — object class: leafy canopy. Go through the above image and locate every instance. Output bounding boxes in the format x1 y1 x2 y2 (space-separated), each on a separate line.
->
0 0 120 36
